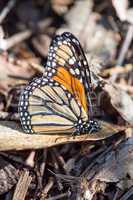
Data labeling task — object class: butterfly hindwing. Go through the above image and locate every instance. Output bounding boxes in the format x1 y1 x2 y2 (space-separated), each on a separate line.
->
19 77 88 134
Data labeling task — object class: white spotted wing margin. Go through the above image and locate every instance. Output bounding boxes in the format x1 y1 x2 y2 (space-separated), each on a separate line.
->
19 77 88 134
45 32 93 118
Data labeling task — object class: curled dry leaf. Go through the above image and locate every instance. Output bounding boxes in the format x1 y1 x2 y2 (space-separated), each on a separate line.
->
89 136 133 190
79 135 133 199
0 120 125 151
0 54 36 94
103 83 133 124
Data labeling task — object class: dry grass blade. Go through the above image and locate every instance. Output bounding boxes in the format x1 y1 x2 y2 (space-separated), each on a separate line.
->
0 0 17 24
12 170 32 200
117 25 133 66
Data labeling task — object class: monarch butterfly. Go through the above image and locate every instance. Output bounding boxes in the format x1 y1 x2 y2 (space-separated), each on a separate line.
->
19 32 100 135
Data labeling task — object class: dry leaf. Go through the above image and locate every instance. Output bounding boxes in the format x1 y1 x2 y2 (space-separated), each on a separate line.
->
0 120 125 151
92 136 133 190
104 83 133 123
0 54 36 94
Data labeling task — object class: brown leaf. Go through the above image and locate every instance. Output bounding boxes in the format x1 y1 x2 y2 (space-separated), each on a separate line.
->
104 83 133 123
0 53 36 94
0 120 126 151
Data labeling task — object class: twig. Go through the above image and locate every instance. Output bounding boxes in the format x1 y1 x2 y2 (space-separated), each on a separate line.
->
40 149 47 178
34 150 47 193
117 24 133 66
41 177 54 199
50 150 63 190
28 61 44 74
103 64 133 77
13 169 32 200
25 151 36 167
45 191 71 200
0 0 17 24
110 25 133 82
0 18 51 50
0 30 32 51
48 169 80 183
0 152 25 165
113 188 122 200
0 111 19 121
52 148 67 173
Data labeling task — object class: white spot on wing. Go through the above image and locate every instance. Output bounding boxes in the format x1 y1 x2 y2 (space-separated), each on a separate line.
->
75 68 80 75
69 58 74 65
70 68 75 75
83 60 87 65
52 62 56 67
58 41 62 45
48 72 52 77
63 41 67 45
47 61 51 66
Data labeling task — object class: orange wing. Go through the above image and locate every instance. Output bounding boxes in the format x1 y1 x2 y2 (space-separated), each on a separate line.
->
53 66 87 113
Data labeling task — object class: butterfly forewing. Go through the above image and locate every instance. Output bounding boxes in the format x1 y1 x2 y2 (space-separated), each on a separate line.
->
45 32 93 118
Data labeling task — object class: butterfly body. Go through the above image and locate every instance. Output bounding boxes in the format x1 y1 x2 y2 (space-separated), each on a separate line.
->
19 32 100 135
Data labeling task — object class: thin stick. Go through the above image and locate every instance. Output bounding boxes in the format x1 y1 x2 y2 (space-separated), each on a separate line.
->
117 24 133 66
13 170 32 200
0 111 19 121
0 18 51 50
0 0 17 24
41 177 54 198
45 191 71 200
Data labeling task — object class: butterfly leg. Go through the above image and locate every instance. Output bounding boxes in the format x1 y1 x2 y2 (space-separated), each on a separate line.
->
86 120 101 134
